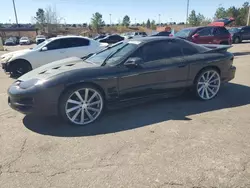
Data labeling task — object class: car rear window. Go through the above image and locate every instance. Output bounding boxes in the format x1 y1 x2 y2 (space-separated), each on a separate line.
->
175 28 194 38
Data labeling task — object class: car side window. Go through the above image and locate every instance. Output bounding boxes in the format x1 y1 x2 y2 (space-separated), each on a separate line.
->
68 38 90 47
140 41 183 62
197 28 213 36
176 40 198 55
46 39 63 50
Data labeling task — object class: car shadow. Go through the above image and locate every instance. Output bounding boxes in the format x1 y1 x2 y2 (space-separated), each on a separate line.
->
233 52 250 56
23 83 250 137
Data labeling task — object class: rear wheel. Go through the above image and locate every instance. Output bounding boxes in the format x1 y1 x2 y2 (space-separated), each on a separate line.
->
10 60 32 78
195 69 221 100
59 85 104 126
234 37 241 44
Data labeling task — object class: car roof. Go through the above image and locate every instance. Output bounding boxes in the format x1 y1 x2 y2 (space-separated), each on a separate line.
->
50 35 92 41
129 36 176 43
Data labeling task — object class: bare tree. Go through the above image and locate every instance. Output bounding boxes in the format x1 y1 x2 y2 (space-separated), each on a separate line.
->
44 6 62 33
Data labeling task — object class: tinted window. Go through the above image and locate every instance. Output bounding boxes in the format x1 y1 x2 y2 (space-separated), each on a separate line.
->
214 27 229 36
197 28 213 36
177 40 198 55
46 39 67 50
139 41 183 62
68 38 90 47
175 28 195 38
243 27 250 32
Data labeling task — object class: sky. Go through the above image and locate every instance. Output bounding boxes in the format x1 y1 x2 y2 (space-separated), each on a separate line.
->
0 0 247 24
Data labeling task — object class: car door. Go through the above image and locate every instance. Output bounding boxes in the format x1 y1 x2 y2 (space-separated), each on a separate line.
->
213 27 230 44
240 27 250 40
194 27 214 44
33 38 70 68
118 40 189 100
65 38 94 58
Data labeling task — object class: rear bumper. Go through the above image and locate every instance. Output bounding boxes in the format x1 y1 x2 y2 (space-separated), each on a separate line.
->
222 65 236 82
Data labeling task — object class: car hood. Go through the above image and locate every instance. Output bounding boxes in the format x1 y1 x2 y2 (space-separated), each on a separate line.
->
18 57 98 81
1 49 31 59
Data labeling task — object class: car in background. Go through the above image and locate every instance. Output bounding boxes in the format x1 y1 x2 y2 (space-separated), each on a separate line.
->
36 35 46 44
98 34 124 44
123 32 147 39
19 37 31 45
94 34 106 40
174 18 234 45
151 31 171 37
1 36 105 77
7 37 236 126
228 26 250 43
4 37 18 46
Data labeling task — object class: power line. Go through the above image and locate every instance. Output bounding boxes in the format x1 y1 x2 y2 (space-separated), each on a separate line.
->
186 0 189 24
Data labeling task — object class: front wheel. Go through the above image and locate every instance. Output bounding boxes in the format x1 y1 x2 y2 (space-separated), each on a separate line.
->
59 85 104 126
195 69 221 100
10 60 32 78
234 37 241 44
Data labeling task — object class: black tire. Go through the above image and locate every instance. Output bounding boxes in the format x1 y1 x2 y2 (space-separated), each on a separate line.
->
9 60 32 78
234 37 241 44
59 84 104 126
194 68 221 101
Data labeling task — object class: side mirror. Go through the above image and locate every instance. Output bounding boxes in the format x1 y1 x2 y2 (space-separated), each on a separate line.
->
41 47 48 51
192 33 199 38
124 57 143 68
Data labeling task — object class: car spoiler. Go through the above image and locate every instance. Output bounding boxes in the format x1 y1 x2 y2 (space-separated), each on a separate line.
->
201 44 232 53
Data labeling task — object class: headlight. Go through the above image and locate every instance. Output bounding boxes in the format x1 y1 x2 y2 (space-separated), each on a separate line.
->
1 55 13 62
18 79 46 89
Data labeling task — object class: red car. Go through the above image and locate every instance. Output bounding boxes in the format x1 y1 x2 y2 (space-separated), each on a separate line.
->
174 18 234 45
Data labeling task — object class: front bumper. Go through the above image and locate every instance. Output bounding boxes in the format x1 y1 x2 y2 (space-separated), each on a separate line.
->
8 83 64 116
1 62 9 72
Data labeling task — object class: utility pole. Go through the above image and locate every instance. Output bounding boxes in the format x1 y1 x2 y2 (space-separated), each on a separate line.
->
247 6 250 26
109 14 112 25
12 0 20 37
158 14 161 25
186 0 190 25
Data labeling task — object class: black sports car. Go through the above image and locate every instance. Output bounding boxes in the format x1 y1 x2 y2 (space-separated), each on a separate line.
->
8 37 236 126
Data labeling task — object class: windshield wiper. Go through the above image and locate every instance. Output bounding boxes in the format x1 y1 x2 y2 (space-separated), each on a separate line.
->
101 47 123 66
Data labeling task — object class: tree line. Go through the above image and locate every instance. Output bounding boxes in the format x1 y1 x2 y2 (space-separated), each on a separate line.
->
188 1 249 26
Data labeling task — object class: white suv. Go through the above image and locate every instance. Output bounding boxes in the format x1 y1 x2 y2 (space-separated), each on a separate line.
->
1 36 105 77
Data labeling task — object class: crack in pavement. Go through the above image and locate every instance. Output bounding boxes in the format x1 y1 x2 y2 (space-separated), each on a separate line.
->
2 138 27 172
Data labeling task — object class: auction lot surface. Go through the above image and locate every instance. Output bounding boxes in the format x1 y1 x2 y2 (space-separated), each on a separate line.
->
0 44 250 188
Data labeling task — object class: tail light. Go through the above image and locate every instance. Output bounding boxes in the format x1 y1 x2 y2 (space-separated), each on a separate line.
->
169 34 173 37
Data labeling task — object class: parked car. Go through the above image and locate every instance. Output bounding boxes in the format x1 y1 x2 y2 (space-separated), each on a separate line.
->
123 32 147 39
19 37 31 45
174 18 234 45
4 37 18 46
94 34 106 40
228 26 250 43
35 35 46 44
98 34 124 44
1 36 106 77
151 31 171 37
7 37 236 126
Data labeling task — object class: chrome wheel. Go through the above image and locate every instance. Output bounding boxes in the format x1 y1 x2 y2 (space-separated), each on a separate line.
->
197 70 221 100
65 88 103 125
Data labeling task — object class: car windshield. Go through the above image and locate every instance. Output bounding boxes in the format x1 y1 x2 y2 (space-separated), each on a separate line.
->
32 39 52 50
85 42 138 66
228 28 241 33
175 28 194 38
20 37 28 40
36 35 45 39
